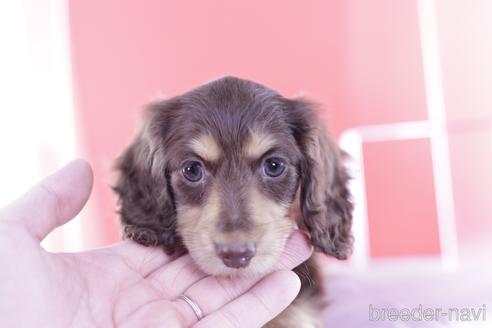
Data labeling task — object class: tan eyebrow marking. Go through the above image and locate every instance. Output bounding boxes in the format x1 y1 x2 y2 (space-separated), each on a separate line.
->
189 134 222 162
244 130 276 159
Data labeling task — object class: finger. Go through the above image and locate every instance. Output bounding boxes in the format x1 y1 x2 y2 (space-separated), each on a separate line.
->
100 240 174 276
149 230 311 301
0 159 93 241
87 243 178 323
112 255 204 323
271 230 313 271
147 254 208 297
119 299 184 328
195 270 301 328
170 231 311 327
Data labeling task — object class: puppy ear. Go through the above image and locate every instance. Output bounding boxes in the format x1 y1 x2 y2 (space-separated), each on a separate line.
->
289 99 353 260
113 101 180 254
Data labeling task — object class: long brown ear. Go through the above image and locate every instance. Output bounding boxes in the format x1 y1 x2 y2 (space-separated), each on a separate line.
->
288 99 353 260
113 101 180 254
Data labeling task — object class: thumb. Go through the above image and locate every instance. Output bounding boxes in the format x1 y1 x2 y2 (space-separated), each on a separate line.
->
0 159 93 241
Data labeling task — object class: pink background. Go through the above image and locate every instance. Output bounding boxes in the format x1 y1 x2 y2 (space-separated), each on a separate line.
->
68 0 492 261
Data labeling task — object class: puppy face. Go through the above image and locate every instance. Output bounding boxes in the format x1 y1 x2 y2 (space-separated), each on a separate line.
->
171 128 300 275
114 77 353 276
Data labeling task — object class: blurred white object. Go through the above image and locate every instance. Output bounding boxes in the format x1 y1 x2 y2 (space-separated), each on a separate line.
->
0 1 86 251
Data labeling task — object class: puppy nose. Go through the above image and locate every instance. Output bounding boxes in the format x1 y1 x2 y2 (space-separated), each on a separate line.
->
215 242 256 268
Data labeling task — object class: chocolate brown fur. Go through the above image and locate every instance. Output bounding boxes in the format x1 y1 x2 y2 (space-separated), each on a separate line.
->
114 76 353 326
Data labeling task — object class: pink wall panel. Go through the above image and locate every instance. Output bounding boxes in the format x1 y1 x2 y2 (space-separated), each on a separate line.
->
448 130 492 257
329 0 428 136
364 139 441 257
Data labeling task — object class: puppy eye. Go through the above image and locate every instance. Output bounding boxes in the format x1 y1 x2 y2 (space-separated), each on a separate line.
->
262 157 285 178
182 161 204 182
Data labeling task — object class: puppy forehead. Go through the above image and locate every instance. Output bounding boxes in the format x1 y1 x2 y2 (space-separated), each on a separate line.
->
188 129 280 160
244 129 277 159
189 133 221 162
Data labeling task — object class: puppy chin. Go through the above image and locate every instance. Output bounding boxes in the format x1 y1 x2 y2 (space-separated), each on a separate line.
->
190 251 284 278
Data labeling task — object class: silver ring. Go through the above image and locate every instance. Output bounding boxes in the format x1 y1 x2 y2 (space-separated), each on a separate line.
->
178 294 204 321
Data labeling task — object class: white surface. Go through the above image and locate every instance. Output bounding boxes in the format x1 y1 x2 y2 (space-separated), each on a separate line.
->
322 260 491 327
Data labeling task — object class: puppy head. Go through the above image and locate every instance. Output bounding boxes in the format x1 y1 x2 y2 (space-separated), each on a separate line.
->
114 77 353 276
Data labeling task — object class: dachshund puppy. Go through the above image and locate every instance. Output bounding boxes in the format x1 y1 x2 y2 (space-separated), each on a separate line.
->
114 76 353 327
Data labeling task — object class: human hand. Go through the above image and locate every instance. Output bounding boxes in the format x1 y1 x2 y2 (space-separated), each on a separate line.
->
0 160 312 327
